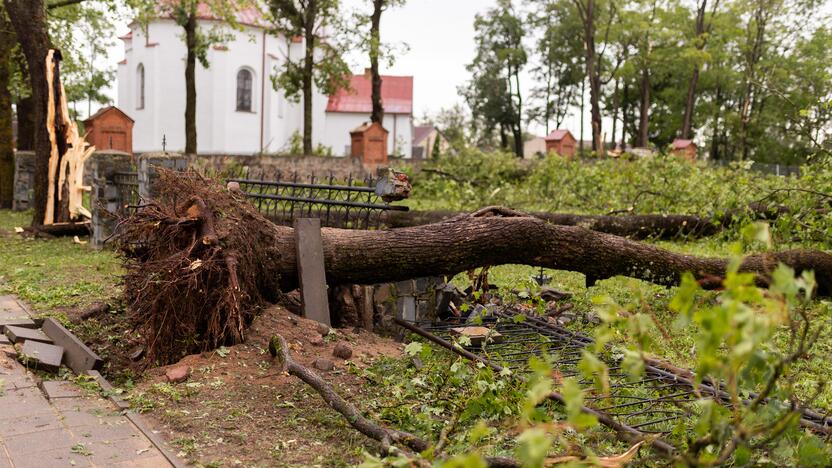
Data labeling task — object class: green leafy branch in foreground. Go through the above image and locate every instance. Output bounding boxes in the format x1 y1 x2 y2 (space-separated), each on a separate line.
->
582 224 831 466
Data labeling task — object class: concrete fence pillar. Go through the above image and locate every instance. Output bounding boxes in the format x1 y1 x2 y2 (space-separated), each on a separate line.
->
137 152 188 200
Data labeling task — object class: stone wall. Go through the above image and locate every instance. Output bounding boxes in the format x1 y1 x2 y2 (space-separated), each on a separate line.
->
189 154 368 180
12 151 34 211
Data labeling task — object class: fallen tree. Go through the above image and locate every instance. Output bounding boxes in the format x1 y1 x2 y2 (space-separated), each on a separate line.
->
114 172 832 363
384 203 787 239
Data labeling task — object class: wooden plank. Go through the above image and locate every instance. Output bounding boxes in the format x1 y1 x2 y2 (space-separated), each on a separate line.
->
42 317 103 373
294 218 331 326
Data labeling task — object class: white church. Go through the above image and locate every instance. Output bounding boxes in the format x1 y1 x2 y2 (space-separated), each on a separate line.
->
116 6 413 158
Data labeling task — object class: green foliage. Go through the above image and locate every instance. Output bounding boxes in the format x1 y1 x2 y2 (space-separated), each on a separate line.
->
410 150 832 249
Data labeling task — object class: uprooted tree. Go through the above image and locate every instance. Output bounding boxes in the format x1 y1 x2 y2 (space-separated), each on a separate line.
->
115 171 832 364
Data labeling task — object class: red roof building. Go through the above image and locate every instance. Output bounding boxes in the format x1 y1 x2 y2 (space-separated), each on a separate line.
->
326 72 413 115
671 139 697 161
544 129 577 159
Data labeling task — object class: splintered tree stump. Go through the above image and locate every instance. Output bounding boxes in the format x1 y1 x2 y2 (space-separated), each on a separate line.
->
114 171 832 364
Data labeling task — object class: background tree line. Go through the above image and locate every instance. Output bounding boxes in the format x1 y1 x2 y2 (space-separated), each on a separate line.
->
459 0 832 164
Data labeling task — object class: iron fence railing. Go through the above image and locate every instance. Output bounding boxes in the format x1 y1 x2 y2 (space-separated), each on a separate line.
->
112 171 140 214
226 171 409 230
399 306 832 458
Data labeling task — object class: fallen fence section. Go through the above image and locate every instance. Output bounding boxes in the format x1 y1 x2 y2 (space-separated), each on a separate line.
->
396 309 832 459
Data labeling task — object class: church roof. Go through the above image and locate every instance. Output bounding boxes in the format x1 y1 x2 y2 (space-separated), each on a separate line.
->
327 74 413 115
157 1 265 28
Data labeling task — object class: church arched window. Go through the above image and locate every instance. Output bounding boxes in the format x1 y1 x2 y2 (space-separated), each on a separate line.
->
236 68 253 112
136 64 145 110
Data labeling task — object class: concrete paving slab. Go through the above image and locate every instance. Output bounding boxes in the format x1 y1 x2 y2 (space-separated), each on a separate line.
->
0 448 11 468
40 380 83 399
42 318 102 373
85 436 157 466
5 326 52 345
0 318 36 332
3 427 79 455
113 454 172 467
0 387 54 419
7 446 92 468
0 411 63 438
19 340 64 373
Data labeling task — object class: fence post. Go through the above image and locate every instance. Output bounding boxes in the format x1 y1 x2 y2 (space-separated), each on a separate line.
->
89 152 133 248
138 152 188 200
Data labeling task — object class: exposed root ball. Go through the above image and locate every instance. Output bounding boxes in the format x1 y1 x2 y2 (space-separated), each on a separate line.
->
114 170 282 364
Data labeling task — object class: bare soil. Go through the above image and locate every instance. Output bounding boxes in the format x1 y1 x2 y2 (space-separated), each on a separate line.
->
131 305 404 466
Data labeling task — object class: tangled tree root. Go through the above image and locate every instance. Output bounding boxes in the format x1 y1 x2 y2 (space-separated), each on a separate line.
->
114 171 282 364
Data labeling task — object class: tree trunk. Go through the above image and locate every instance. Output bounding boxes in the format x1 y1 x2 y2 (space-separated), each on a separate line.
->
4 0 51 226
579 78 585 154
383 204 786 240
511 70 523 158
620 82 629 148
680 0 709 140
637 65 650 147
184 11 197 155
0 9 14 209
610 77 619 147
369 0 383 124
302 1 317 155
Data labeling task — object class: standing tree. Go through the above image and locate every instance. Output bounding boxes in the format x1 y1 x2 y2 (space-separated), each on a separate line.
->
365 0 405 125
462 0 526 157
0 5 14 209
269 0 351 155
527 0 583 134
3 0 52 225
571 0 618 155
680 0 720 139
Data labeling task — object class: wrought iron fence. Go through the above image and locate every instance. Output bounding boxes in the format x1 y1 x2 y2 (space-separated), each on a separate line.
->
226 171 409 230
111 171 140 214
399 307 832 458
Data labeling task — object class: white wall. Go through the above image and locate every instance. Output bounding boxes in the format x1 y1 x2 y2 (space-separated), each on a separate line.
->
117 19 313 154
323 112 413 158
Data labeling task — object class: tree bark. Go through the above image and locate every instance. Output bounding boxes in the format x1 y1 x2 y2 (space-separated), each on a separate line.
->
0 7 14 209
637 65 650 147
184 10 197 155
4 0 51 225
302 0 317 155
577 0 604 155
382 204 786 240
681 0 716 140
369 0 383 124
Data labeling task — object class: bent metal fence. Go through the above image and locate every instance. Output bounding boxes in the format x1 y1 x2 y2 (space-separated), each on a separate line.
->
226 172 409 230
396 308 832 459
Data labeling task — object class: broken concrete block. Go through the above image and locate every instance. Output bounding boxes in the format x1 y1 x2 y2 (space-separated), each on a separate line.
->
450 326 504 347
0 317 37 332
5 325 52 345
315 322 331 337
0 335 10 345
42 318 103 372
19 341 64 373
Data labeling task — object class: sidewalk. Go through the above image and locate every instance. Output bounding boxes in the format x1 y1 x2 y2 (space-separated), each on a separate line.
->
0 297 176 467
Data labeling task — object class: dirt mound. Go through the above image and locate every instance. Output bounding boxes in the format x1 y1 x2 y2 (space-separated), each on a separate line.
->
134 305 405 466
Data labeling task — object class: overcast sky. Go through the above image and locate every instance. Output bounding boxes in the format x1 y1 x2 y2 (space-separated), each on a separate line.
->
99 0 590 138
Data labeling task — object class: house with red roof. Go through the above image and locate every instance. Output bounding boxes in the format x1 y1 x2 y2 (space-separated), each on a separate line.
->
323 70 414 158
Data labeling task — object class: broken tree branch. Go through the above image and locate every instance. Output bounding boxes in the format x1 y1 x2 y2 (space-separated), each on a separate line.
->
268 334 520 467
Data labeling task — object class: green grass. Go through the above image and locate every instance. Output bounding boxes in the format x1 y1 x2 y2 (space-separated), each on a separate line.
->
0 209 122 312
